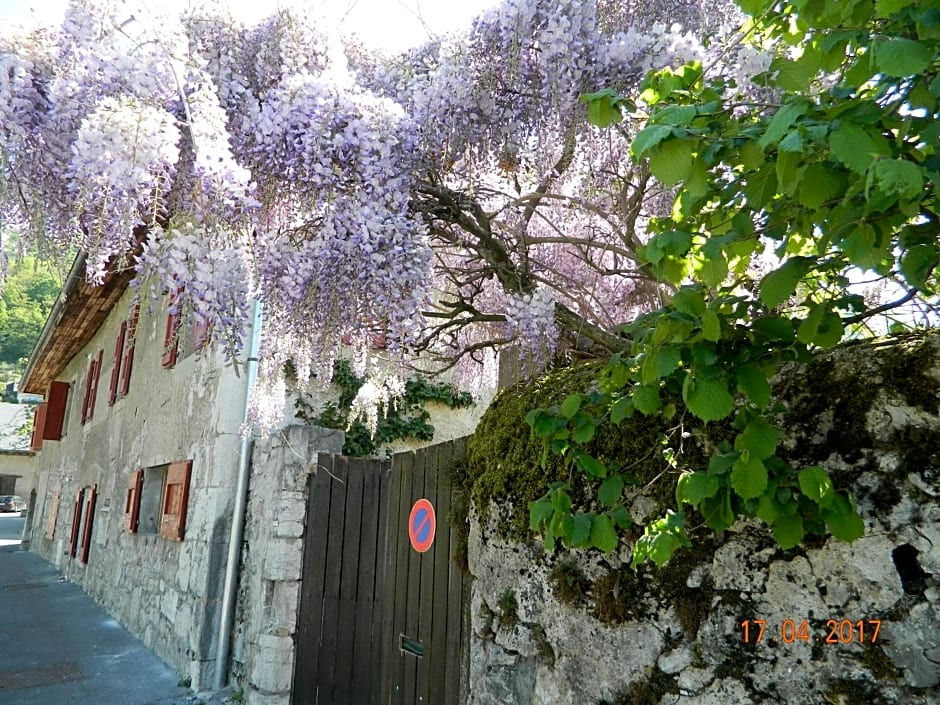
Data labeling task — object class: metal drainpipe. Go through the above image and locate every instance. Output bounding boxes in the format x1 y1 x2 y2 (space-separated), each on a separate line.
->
214 299 263 690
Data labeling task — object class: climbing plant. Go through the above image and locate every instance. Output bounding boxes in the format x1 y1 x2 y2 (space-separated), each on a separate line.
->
295 359 474 457
529 0 940 565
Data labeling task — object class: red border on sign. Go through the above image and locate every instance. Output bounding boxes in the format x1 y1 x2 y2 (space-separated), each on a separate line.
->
408 498 436 553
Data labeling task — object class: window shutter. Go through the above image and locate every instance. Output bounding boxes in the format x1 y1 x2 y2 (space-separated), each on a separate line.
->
108 321 127 405
44 491 60 540
43 381 69 440
87 350 103 419
162 291 180 368
30 403 47 451
124 469 144 533
68 488 85 558
80 359 93 425
160 460 192 542
119 304 139 396
80 485 97 564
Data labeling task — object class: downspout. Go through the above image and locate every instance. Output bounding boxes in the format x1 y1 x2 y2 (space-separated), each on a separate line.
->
214 299 263 690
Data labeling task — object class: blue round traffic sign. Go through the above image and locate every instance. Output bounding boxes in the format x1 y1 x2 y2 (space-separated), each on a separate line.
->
409 498 436 553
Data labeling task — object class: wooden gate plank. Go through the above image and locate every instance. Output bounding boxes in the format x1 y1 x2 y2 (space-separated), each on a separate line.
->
386 451 414 705
415 442 439 703
351 461 382 705
293 455 334 705
429 441 453 704
333 458 365 703
379 454 402 705
316 456 349 705
445 439 469 704
401 448 427 705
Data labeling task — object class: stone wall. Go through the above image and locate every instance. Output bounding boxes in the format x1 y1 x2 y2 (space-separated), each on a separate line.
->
29 287 252 689
232 424 344 705
466 336 940 705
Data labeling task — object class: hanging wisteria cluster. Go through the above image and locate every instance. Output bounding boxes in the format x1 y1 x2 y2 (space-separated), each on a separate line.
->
0 0 736 431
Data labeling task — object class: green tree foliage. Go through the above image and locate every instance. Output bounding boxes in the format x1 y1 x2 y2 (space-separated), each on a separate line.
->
530 0 939 564
0 256 61 367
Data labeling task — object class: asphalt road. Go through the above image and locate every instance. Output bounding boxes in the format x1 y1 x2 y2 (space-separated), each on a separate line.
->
0 520 192 705
0 513 25 549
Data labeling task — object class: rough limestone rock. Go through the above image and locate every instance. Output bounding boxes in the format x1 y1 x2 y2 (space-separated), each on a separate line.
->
466 335 940 705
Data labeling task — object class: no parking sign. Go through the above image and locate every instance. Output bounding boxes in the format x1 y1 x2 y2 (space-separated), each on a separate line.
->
408 498 436 553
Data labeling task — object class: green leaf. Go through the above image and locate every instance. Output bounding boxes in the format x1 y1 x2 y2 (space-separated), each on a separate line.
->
652 104 699 127
610 397 634 424
739 141 765 170
609 506 632 529
776 150 801 196
900 244 939 290
752 316 795 343
870 159 924 201
675 471 720 506
773 514 805 549
744 166 778 209
574 452 607 478
701 487 735 531
735 0 773 14
797 305 844 348
683 376 735 422
798 466 836 509
633 384 662 415
736 364 772 407
759 258 810 308
529 498 554 531
648 533 679 565
572 422 596 443
708 452 737 476
649 139 696 186
755 494 781 525
731 454 768 500
875 0 912 17
570 513 593 546
734 418 780 460
581 89 624 127
599 475 626 507
759 100 809 149
672 287 706 316
798 163 845 210
830 124 880 174
701 309 721 342
590 514 620 552
875 38 933 77
631 124 674 157
560 394 581 418
551 488 572 514
824 494 865 542
697 255 728 287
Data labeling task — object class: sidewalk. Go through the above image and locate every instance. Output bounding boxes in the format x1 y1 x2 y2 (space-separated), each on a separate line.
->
0 546 195 705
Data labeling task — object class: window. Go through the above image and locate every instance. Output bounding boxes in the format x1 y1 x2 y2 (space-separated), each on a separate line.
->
125 460 192 541
119 304 139 396
80 351 103 425
107 320 127 405
68 487 85 558
162 290 181 368
79 485 97 564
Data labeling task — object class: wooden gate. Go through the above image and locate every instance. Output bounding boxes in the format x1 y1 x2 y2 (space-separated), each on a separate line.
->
292 439 470 705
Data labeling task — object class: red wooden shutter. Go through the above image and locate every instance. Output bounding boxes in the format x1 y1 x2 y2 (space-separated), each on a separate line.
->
43 381 69 440
119 304 139 396
162 290 180 368
192 316 210 352
124 469 144 533
30 403 47 451
79 485 97 564
108 321 127 405
160 460 192 541
44 491 60 540
68 488 84 557
80 359 93 425
87 350 103 419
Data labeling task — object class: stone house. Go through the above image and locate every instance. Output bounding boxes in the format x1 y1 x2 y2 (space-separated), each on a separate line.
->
22 253 255 689
21 253 492 698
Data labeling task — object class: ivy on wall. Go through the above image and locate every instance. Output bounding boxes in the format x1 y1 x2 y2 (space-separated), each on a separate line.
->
295 359 475 457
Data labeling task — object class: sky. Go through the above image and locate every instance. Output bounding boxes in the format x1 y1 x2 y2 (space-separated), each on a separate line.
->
0 0 502 51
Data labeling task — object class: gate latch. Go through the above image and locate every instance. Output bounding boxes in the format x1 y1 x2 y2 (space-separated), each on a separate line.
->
400 634 425 657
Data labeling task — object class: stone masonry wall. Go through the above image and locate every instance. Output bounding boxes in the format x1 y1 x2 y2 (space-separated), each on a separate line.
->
467 336 940 705
232 424 344 705
29 287 251 689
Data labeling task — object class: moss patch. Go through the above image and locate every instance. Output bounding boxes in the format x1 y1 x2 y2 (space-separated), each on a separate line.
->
497 589 518 628
467 361 710 540
600 665 679 705
548 560 592 608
